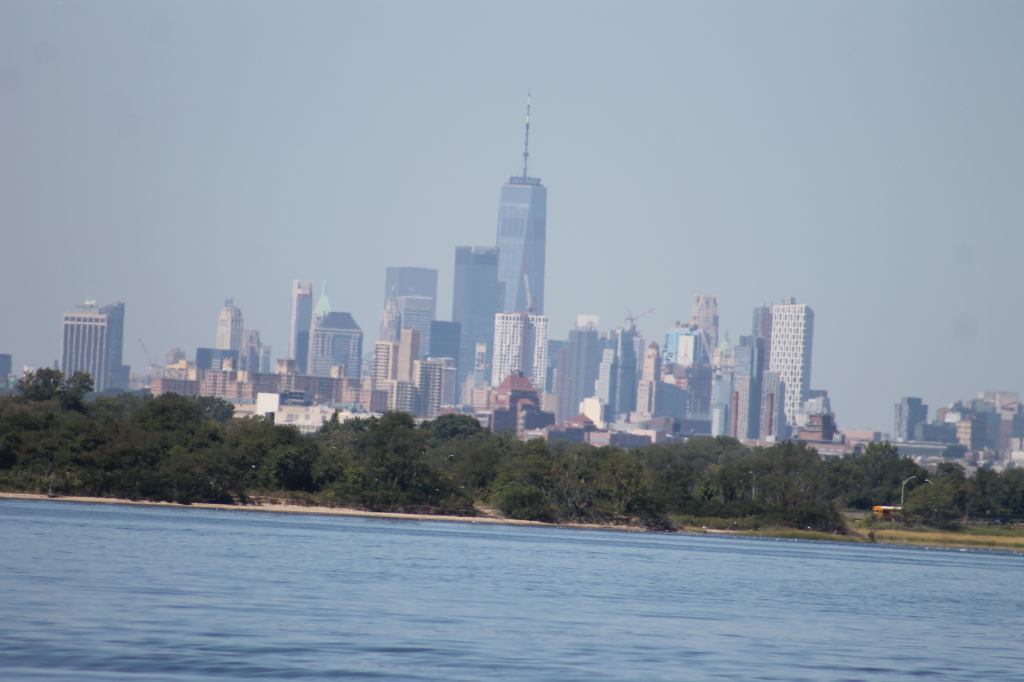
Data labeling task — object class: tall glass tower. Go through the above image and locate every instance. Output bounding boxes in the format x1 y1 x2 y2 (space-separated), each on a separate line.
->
496 94 547 314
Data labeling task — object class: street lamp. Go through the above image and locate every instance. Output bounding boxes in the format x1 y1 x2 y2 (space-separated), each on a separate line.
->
749 470 757 502
900 476 917 506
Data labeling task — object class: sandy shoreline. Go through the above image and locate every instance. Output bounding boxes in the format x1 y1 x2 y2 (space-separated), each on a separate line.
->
0 492 650 534
5 492 1021 553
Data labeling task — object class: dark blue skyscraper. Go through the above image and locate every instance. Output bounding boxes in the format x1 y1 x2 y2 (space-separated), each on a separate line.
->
496 95 547 314
429 320 461 367
555 319 602 423
452 246 502 388
612 327 639 416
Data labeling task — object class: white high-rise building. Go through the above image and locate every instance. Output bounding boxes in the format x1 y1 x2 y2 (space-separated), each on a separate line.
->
490 312 548 389
216 299 243 351
415 357 457 418
768 298 814 428
61 302 109 391
61 300 129 392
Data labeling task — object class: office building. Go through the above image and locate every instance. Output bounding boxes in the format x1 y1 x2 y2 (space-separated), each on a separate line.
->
100 302 129 390
383 267 438 317
768 298 814 427
60 300 129 392
612 327 639 416
555 316 602 423
290 281 313 374
216 299 243 352
0 353 11 386
452 245 502 388
308 311 363 380
595 348 617 409
710 371 734 437
761 371 787 439
496 95 547 314
396 295 434 359
491 312 548 390
895 397 929 443
732 335 766 440
751 304 773 369
545 338 564 394
429 320 460 367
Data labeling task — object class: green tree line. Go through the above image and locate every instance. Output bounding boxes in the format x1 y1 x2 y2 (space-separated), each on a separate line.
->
3 369 1024 531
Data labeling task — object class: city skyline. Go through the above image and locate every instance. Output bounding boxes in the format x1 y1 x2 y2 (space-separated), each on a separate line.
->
3 2 1023 430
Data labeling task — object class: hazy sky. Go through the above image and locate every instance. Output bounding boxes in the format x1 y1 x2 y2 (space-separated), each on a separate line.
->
2 1 1022 431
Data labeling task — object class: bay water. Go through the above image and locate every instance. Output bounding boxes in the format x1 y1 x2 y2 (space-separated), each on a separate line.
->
1 498 1021 680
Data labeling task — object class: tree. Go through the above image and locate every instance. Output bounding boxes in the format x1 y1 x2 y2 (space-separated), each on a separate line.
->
15 368 93 410
904 477 963 528
491 443 557 521
422 413 484 445
16 368 64 401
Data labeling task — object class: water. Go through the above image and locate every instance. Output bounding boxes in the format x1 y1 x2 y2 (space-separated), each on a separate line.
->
1 499 1022 680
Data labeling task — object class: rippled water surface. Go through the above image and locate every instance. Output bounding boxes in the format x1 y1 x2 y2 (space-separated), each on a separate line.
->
2 499 1022 680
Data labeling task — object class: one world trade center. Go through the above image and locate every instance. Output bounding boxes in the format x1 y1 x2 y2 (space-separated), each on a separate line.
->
496 94 547 314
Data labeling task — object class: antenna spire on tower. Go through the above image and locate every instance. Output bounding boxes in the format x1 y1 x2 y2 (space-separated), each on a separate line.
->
521 90 531 178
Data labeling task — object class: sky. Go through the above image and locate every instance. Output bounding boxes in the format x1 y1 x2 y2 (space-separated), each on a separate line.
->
2 0 1023 431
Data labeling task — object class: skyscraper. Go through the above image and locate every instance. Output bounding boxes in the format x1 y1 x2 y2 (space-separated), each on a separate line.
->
761 371 787 439
100 301 129 390
612 327 639 416
415 357 457 418
752 304 773 369
429 321 461 366
733 335 767 440
555 316 602 423
691 294 720 353
768 298 814 427
61 300 128 392
216 299 243 352
290 281 313 374
378 296 401 343
496 95 547 314
241 329 269 373
594 348 617 410
635 342 662 421
383 267 438 316
895 397 928 442
491 312 548 390
396 295 434 360
396 328 420 383
308 310 363 379
373 341 399 388
452 246 502 388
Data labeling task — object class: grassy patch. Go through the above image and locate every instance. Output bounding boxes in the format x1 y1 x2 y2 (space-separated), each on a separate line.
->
870 528 1024 550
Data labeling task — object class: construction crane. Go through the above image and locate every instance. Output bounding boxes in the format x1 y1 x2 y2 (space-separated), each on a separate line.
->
138 338 157 370
624 308 654 329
